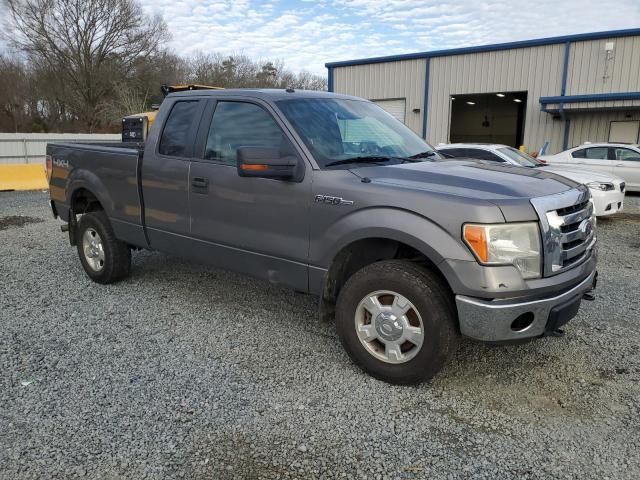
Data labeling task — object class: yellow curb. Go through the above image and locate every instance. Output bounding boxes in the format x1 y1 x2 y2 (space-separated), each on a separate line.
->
0 164 49 191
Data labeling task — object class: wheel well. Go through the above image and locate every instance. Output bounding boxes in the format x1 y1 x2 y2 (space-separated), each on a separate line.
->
321 238 450 315
71 188 103 214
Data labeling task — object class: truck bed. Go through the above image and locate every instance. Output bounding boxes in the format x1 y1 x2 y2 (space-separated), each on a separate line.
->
47 141 147 247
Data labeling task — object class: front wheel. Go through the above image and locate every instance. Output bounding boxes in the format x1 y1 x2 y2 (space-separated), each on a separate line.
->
335 260 458 384
76 211 131 284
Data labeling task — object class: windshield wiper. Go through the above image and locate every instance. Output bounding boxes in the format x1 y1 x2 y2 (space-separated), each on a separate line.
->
408 150 438 159
324 156 400 168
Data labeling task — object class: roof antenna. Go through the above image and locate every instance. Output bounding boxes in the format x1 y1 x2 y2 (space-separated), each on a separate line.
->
286 88 295 93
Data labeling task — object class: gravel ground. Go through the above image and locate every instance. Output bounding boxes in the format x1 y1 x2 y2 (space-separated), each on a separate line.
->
1 190 640 480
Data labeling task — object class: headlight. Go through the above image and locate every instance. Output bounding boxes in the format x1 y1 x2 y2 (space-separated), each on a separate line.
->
463 222 541 279
587 182 614 191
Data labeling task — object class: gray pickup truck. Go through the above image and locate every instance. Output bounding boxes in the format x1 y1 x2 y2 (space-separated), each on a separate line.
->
48 89 597 384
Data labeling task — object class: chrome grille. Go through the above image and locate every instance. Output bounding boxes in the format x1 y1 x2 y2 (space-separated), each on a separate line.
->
530 186 596 276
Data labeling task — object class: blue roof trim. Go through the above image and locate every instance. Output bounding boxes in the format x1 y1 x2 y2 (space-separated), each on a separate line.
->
421 58 430 139
540 92 640 104
325 28 640 68
560 42 571 98
563 118 571 150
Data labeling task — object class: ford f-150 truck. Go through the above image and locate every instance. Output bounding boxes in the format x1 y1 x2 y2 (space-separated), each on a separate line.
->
47 89 597 384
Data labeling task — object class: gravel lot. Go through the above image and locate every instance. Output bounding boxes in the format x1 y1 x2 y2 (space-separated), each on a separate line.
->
1 190 640 479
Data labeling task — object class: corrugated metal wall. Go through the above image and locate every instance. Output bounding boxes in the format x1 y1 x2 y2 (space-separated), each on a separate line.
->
563 35 640 147
331 33 640 155
0 133 120 165
567 35 640 95
569 111 640 147
427 44 566 152
333 59 427 135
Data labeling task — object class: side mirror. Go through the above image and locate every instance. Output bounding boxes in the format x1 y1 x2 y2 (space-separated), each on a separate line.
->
237 147 298 180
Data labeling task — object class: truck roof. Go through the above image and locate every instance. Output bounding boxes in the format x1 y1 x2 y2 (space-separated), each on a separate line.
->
167 88 362 101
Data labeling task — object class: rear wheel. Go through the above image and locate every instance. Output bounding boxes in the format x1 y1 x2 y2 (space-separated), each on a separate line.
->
335 260 458 384
76 211 131 284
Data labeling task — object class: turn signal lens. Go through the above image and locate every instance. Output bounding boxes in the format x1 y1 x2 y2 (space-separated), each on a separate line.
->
239 164 269 171
463 225 488 262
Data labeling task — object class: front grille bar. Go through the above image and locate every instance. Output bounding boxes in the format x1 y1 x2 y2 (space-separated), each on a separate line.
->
531 185 595 276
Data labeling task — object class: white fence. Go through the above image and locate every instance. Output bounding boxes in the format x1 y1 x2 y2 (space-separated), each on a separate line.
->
0 133 121 165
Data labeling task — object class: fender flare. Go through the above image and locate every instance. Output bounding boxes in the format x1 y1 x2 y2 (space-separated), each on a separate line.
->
310 207 475 300
314 207 472 269
66 169 115 217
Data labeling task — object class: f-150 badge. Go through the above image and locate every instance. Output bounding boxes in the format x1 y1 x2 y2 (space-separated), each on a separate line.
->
314 195 354 206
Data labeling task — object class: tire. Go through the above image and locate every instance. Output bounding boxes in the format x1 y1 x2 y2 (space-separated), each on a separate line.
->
76 211 131 284
335 260 458 385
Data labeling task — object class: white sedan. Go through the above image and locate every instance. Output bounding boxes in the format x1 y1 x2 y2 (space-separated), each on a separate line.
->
437 143 626 216
539 143 640 192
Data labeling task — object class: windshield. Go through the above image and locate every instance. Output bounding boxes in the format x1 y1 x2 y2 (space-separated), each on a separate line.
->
497 147 543 167
276 98 441 168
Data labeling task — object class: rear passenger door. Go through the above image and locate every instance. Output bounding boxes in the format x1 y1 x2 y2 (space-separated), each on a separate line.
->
141 98 205 249
570 147 615 174
187 98 312 291
611 147 640 190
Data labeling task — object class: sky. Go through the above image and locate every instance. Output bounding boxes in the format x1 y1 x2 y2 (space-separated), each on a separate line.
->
138 0 640 76
3 0 640 77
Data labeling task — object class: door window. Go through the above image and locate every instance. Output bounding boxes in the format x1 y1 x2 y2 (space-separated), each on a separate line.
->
572 147 609 160
205 102 294 165
158 101 201 157
614 148 640 161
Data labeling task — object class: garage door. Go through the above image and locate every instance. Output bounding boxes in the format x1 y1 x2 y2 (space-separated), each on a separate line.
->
609 121 640 143
372 99 406 124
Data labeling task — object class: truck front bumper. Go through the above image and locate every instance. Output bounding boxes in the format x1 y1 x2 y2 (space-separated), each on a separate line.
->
456 269 597 342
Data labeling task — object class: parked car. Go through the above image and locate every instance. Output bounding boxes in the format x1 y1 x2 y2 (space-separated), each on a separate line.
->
437 143 626 216
539 142 640 192
47 90 597 384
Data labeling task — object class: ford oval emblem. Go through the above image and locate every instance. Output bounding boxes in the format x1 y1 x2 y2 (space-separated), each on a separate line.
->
579 219 592 238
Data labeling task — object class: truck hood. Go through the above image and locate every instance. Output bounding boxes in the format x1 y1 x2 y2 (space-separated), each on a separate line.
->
349 160 577 201
538 165 623 184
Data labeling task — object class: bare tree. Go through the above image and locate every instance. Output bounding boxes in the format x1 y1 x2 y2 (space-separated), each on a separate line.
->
1 1 326 133
4 0 170 130
188 52 327 90
0 55 31 132
288 70 328 91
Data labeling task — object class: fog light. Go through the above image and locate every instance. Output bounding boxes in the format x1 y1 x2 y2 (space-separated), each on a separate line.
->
510 312 534 332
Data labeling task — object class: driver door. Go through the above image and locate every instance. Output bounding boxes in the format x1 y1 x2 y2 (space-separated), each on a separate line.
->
187 98 312 291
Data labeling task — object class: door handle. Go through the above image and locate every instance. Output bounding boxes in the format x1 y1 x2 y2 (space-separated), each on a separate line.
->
191 176 209 193
191 177 209 188
616 163 624 167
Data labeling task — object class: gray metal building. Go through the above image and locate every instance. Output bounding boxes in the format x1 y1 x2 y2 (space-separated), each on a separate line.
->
326 28 640 154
